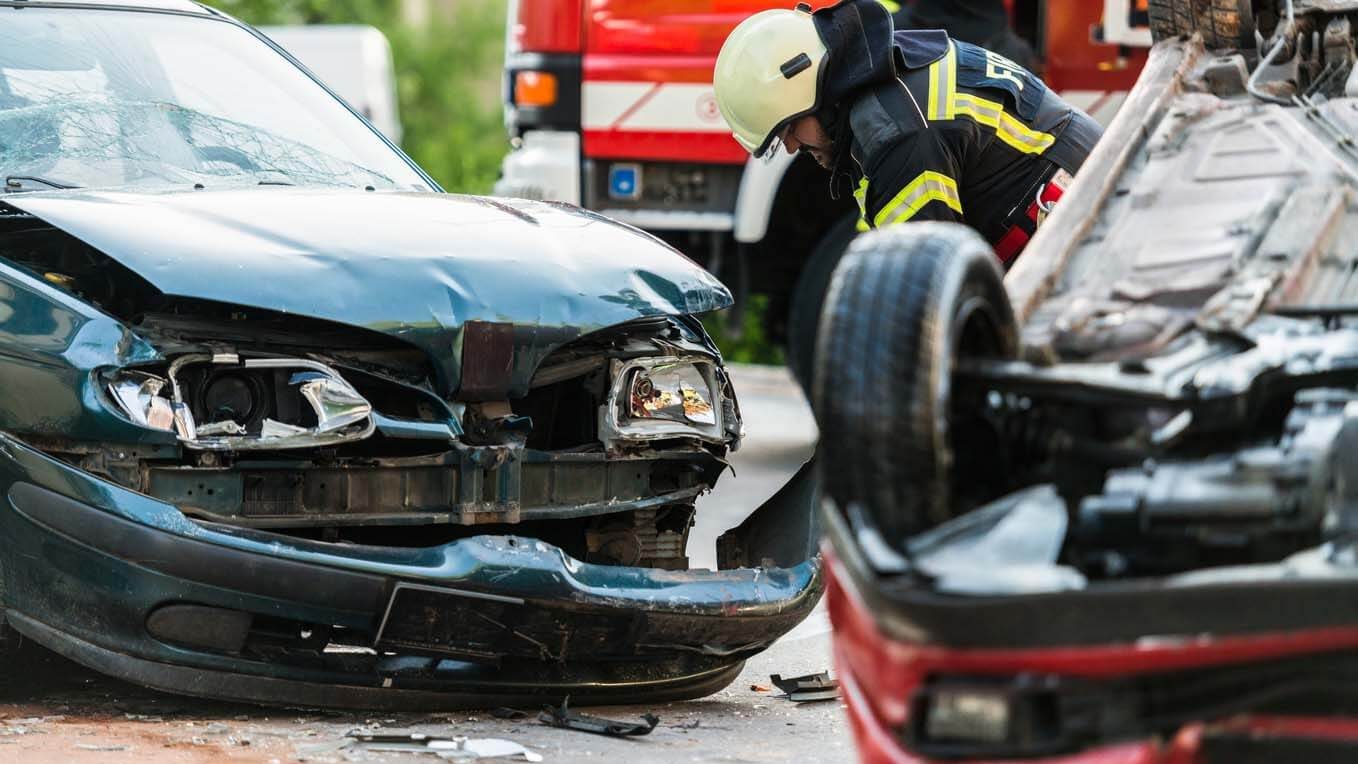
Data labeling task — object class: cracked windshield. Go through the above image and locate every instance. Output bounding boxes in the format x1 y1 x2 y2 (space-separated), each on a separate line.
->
0 9 430 191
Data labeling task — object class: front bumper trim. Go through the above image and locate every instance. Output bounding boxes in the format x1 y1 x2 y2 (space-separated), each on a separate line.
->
7 611 746 711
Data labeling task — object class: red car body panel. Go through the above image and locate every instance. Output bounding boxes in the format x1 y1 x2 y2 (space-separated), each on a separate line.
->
826 548 1358 763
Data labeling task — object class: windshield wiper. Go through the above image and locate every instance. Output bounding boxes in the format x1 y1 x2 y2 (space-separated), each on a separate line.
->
4 175 79 192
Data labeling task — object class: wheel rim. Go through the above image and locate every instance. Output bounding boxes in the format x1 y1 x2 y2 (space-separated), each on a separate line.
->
926 291 1013 526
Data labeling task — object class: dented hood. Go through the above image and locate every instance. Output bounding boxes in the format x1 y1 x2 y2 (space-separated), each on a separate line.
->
5 188 731 394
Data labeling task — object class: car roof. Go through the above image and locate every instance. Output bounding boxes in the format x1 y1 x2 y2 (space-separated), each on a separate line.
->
0 0 212 15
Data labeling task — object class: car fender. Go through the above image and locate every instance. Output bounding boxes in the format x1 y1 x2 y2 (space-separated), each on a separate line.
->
733 150 796 244
0 254 166 444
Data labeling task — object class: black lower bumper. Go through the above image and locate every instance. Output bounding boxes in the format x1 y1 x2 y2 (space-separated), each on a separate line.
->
8 612 746 710
0 437 822 709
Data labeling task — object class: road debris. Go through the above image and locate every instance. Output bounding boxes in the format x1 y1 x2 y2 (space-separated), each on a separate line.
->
538 699 659 737
75 743 130 751
770 672 840 703
749 683 771 692
297 731 543 761
490 707 529 720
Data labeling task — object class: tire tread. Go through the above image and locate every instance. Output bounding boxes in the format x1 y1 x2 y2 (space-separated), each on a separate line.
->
812 223 1015 540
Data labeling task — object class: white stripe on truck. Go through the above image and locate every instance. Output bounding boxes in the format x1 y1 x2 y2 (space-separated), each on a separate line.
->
582 81 730 132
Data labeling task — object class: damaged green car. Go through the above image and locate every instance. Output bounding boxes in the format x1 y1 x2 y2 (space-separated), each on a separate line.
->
0 0 820 708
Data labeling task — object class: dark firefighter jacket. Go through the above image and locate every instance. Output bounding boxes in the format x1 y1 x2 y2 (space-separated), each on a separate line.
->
811 0 1103 246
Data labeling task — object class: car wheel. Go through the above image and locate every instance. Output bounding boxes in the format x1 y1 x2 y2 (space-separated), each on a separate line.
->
812 222 1018 543
1148 0 1255 48
786 213 858 391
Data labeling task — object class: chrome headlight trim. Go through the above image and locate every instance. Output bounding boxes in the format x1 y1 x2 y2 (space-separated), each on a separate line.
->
599 356 728 449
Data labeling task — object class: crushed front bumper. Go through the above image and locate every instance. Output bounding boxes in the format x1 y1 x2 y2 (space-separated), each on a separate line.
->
0 435 821 709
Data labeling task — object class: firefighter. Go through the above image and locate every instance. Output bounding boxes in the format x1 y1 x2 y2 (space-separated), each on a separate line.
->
713 0 1103 265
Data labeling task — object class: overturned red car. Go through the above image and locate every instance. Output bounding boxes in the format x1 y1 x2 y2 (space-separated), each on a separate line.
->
816 0 1358 761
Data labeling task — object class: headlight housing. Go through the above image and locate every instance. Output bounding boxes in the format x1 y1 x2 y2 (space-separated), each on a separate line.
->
600 357 728 448
105 355 375 450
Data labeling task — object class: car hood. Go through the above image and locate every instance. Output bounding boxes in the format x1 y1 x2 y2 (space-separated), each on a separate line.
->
4 188 731 395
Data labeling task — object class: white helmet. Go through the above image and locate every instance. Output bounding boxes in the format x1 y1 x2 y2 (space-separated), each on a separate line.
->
714 5 828 158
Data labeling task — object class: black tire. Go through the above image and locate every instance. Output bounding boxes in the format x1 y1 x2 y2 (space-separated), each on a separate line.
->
812 223 1018 543
1147 0 1256 48
786 214 858 391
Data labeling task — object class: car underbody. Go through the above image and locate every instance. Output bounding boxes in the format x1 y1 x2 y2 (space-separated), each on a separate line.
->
844 2 1358 595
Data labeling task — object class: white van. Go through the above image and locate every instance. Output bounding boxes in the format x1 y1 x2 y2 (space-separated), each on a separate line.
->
259 24 402 144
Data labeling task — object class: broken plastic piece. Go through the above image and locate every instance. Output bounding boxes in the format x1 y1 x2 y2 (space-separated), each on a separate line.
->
195 420 247 437
293 371 373 433
108 374 172 430
907 484 1087 595
260 418 308 439
336 731 543 761
538 698 659 736
770 672 840 703
172 401 197 440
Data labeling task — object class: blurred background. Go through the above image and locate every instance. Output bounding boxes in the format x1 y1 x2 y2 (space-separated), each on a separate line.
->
223 0 511 196
225 0 787 364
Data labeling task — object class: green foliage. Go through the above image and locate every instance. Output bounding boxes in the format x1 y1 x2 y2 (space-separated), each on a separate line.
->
703 295 785 366
216 0 509 194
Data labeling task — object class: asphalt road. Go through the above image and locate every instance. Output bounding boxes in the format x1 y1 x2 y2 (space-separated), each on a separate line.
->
0 364 854 764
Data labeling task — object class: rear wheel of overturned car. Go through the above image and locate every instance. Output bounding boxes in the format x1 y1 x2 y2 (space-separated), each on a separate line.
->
812 222 1018 544
1147 0 1256 48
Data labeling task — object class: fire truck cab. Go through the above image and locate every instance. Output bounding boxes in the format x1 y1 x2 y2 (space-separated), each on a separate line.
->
495 0 1151 379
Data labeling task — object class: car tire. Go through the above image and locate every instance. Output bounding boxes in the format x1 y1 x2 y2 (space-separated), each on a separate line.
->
1148 0 1255 48
786 213 858 391
812 222 1018 543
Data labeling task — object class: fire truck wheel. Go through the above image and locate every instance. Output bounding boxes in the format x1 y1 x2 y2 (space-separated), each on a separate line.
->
1147 0 1255 48
811 222 1018 543
786 213 858 391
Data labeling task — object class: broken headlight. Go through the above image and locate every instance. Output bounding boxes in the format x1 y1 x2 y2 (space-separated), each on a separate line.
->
906 675 1119 759
600 357 727 447
106 355 375 450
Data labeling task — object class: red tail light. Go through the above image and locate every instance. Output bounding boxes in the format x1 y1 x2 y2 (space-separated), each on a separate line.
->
514 0 583 53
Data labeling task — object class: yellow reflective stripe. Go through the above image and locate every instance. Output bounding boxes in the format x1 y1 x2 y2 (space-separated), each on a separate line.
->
942 43 956 120
926 43 956 121
927 60 940 120
951 92 1056 155
874 171 962 227
854 177 872 230
996 110 1055 154
877 0 901 12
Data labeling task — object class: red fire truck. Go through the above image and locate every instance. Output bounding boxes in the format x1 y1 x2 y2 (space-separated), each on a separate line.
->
494 0 1151 379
